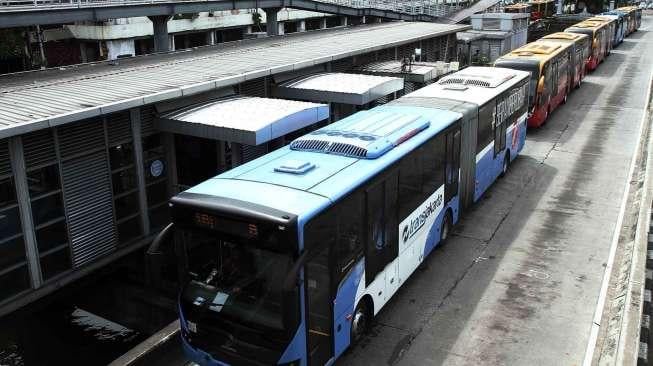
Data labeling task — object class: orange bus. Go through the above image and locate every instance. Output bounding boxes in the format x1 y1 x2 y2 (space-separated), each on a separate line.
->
540 32 590 89
565 20 611 71
586 16 616 54
528 0 555 20
505 3 532 14
494 41 573 127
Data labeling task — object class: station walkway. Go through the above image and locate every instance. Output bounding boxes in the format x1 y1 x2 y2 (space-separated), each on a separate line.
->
340 14 653 366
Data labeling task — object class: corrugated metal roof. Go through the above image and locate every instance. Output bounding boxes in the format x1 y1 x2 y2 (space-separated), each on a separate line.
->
0 21 469 139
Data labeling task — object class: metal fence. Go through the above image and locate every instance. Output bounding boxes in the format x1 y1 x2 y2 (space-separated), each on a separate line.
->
0 0 467 18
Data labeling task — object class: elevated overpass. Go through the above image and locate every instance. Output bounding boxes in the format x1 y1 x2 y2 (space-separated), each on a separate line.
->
0 0 462 28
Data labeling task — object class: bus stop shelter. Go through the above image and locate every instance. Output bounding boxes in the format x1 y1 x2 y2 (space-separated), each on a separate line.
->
274 72 404 120
156 95 329 168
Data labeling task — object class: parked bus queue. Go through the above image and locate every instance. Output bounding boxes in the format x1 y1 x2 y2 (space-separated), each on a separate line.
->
494 7 641 128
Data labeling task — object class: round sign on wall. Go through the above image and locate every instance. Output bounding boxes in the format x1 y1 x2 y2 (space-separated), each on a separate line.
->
150 160 164 178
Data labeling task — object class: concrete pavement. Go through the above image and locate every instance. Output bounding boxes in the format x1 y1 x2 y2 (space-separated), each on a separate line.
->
339 14 653 366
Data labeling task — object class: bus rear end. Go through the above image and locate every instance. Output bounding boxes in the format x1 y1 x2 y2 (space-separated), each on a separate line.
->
565 23 602 71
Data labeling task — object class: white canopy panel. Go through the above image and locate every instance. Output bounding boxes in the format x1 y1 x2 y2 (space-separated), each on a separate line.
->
157 96 329 145
275 73 404 105
354 61 459 83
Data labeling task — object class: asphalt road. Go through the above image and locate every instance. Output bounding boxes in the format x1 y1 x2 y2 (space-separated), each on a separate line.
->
339 14 653 366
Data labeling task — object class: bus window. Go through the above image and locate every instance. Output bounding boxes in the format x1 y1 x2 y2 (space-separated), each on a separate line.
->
398 153 423 218
366 181 386 282
422 135 446 193
477 102 495 154
336 193 364 278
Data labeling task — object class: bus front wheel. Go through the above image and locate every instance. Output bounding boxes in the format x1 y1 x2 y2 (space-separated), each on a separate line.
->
351 300 370 345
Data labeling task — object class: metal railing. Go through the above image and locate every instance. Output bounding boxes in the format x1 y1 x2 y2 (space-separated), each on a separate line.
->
0 0 467 18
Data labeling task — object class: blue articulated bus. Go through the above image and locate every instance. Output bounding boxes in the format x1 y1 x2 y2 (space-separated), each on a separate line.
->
155 67 530 366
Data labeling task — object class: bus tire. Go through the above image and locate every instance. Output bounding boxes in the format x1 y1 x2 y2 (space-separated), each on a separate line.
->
350 299 371 346
500 152 510 177
440 210 452 243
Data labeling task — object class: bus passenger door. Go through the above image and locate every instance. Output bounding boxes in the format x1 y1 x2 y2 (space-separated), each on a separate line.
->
304 213 335 366
306 245 333 366
445 130 461 203
365 175 399 306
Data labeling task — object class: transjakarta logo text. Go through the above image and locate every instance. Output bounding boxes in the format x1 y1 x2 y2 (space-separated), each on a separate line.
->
401 193 443 243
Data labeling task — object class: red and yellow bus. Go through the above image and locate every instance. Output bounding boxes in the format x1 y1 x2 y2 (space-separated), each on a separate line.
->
505 3 532 14
528 0 555 20
586 16 616 55
494 41 573 127
540 32 590 89
565 20 611 72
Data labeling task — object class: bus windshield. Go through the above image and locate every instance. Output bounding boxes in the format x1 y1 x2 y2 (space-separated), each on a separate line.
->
178 227 300 364
180 229 295 332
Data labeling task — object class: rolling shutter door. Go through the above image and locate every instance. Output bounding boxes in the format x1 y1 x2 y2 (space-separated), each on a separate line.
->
58 120 117 268
239 78 266 97
377 48 394 61
107 112 132 145
490 41 502 63
0 140 10 176
330 58 353 73
241 144 268 163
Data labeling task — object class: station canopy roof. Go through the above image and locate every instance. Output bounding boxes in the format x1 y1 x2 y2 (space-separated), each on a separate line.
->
274 73 404 105
353 61 458 83
157 96 328 145
0 21 469 139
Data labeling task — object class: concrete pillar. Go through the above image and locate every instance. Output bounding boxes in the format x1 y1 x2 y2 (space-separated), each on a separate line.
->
264 7 281 36
169 35 175 51
341 16 348 26
8 137 42 289
278 22 285 36
320 17 327 29
130 108 151 236
148 15 172 52
206 30 216 45
362 16 367 24
299 20 306 32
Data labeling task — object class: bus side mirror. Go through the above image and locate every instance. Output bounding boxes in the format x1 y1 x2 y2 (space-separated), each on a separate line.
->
146 223 175 289
283 250 309 294
593 37 598 49
537 76 545 94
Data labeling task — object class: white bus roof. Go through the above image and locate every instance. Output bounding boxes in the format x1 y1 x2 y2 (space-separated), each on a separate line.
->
403 66 530 106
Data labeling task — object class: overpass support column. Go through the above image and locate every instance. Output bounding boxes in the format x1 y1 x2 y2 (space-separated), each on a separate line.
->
298 20 306 32
148 15 172 52
320 17 327 29
264 7 281 36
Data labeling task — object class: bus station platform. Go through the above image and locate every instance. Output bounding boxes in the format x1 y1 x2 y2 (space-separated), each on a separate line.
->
104 14 653 366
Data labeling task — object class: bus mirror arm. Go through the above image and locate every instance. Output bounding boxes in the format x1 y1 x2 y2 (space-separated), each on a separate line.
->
282 250 309 294
146 223 175 288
